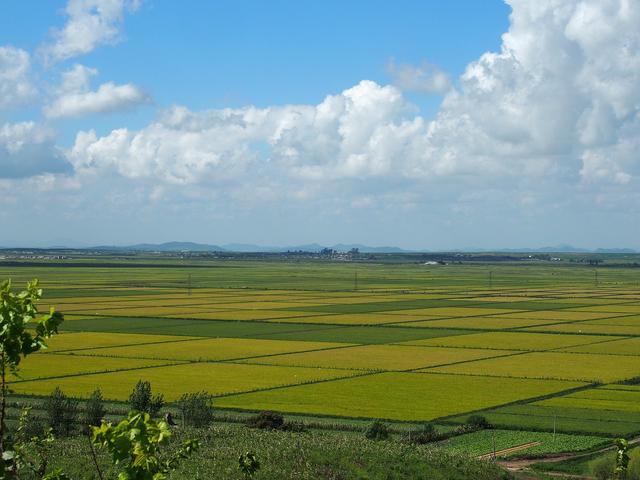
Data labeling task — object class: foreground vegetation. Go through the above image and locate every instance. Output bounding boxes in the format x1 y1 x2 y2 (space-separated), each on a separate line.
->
25 423 511 480
2 253 640 477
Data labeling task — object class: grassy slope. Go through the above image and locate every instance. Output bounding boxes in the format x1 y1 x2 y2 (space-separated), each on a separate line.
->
40 424 511 480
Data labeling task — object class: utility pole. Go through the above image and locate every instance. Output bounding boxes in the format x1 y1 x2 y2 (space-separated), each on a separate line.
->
594 269 598 287
492 429 496 461
187 273 192 296
354 271 358 291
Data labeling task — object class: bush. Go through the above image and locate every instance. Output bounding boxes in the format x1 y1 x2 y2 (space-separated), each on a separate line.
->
44 387 79 437
467 415 491 429
364 420 390 441
282 420 308 433
246 411 285 430
406 423 445 444
83 388 106 431
128 380 164 417
590 454 615 480
176 391 214 427
628 449 640 480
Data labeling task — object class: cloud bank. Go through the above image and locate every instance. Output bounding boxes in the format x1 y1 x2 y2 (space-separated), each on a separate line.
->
1 0 639 247
70 0 640 193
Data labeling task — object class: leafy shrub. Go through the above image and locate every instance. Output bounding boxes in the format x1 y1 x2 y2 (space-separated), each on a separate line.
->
44 387 78 437
238 451 260 479
467 415 491 429
246 411 284 430
128 380 164 417
91 411 199 479
364 420 390 441
176 391 214 427
405 423 445 444
83 388 106 431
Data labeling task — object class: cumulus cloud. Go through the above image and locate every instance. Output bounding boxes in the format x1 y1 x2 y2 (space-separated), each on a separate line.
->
69 1 640 193
0 122 71 178
0 46 36 109
67 81 422 184
44 64 150 119
41 0 141 63
428 0 640 185
387 59 451 94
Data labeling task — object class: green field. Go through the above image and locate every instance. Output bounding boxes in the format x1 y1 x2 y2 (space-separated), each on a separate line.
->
3 255 640 458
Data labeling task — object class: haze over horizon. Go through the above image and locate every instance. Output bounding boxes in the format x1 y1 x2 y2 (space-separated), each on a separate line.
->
1 1 639 250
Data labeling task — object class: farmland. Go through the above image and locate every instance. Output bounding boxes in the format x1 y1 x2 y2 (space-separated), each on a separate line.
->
2 253 640 460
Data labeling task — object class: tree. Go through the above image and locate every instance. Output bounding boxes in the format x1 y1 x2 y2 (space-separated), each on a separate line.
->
364 420 390 441
83 389 106 431
246 411 284 430
175 391 214 427
91 411 199 480
614 438 630 479
128 380 164 417
44 387 79 437
0 279 63 457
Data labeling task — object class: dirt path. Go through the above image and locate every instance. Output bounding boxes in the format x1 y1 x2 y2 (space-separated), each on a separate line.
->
495 435 640 477
478 442 542 461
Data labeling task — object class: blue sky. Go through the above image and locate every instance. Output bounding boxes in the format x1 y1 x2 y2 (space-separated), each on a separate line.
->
1 1 639 249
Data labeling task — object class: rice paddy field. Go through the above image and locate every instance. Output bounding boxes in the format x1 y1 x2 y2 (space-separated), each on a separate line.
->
2 254 640 457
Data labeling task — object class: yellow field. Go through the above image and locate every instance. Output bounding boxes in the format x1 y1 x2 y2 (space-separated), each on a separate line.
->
572 305 640 314
217 372 585 421
164 310 317 321
42 332 199 352
585 316 640 326
498 311 625 321
524 323 640 335
241 344 513 371
428 351 640 383
387 307 520 317
202 301 324 310
559 337 640 355
464 296 540 302
399 331 618 351
76 337 350 361
268 313 435 325
10 355 179 381
10 363 358 400
392 317 562 330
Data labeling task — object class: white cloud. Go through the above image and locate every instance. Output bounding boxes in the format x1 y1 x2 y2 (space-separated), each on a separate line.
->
44 64 150 118
387 60 451 94
0 46 36 109
9 0 633 249
68 1 640 193
41 0 140 63
67 80 419 184
0 122 70 178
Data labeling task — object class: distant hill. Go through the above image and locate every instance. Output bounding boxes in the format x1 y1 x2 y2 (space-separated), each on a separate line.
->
86 242 416 253
93 242 226 252
1 241 636 254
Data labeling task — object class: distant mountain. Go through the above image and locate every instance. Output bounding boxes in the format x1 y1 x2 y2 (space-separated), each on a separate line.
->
88 242 417 253
220 243 415 253
1 241 636 254
93 242 226 252
331 243 415 253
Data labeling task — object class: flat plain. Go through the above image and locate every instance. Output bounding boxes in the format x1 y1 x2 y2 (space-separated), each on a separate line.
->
3 255 640 454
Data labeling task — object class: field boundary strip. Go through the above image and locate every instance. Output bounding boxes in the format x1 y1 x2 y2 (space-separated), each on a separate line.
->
7 359 188 384
49 343 362 367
